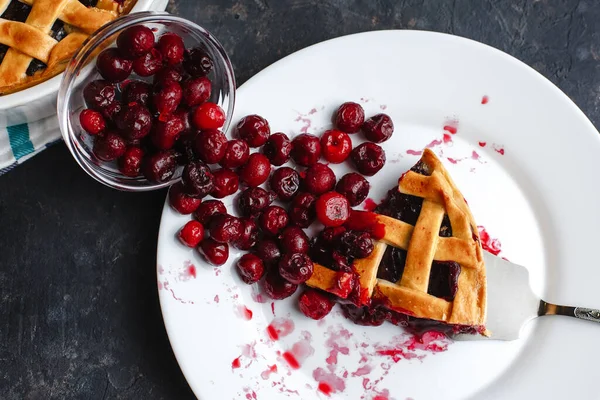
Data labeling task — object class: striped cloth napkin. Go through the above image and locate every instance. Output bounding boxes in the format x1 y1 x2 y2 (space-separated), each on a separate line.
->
0 116 62 175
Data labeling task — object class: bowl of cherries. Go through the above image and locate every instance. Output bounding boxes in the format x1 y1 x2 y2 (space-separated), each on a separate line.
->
57 12 235 191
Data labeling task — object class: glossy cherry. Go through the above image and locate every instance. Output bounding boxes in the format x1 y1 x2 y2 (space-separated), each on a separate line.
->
152 80 182 116
338 230 373 259
362 113 394 143
259 205 289 236
115 103 152 140
132 48 163 77
351 142 386 176
236 253 265 284
278 253 313 284
303 163 336 195
232 218 259 250
178 220 205 247
269 167 300 201
192 102 225 130
83 80 115 110
335 172 370 206
321 129 352 163
209 214 243 243
157 33 185 65
236 115 270 147
211 168 239 198
262 269 298 300
219 139 249 169
181 161 214 198
263 132 292 166
117 25 155 58
80 109 105 135
193 129 228 164
93 132 126 161
123 80 151 106
151 114 184 149
118 146 144 177
315 191 350 227
254 239 282 269
299 289 335 320
289 192 317 228
199 238 229 266
238 153 271 187
291 134 321 166
154 64 184 85
101 101 122 122
278 226 309 254
182 76 212 106
169 182 201 214
193 199 226 225
142 150 177 183
335 102 364 133
183 47 214 77
96 48 132 82
237 187 275 216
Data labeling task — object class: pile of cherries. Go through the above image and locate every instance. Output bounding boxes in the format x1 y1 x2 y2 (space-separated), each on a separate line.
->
170 99 395 322
78 24 225 182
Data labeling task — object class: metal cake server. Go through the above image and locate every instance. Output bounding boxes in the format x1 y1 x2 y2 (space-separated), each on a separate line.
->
454 251 600 341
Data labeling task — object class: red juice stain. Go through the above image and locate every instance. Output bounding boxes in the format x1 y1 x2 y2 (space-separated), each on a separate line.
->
271 302 276 316
214 295 219 303
363 198 377 211
443 133 453 144
443 125 457 134
282 351 300 369
374 395 389 400
481 95 489 104
426 138 443 148
266 318 295 341
478 141 486 147
236 305 253 320
261 364 278 380
187 265 197 278
318 382 333 396
471 150 481 160
267 325 279 340
346 210 386 239
231 357 241 369
495 147 505 155
447 157 458 164
406 149 423 156
477 225 502 255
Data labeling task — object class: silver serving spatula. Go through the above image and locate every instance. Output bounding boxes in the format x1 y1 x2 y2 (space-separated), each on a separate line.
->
453 251 600 341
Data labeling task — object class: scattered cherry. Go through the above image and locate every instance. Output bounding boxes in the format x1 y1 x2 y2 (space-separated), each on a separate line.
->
236 253 265 284
123 80 151 106
263 132 292 166
153 80 182 116
101 101 122 122
154 64 184 85
115 103 152 140
193 199 226 224
338 230 373 258
83 80 115 110
151 114 184 149
315 192 350 227
178 220 205 247
209 214 242 243
182 76 211 107
335 172 370 206
236 115 270 147
192 102 225 130
341 304 388 326
237 187 275 216
169 182 201 214
211 168 239 198
278 226 309 254
117 25 155 58
93 132 126 161
303 163 336 195
321 129 352 163
291 134 321 166
289 192 317 228
259 206 289 236
239 153 271 187
142 150 177 183
157 33 185 65
351 142 386 176
199 238 229 266
335 102 364 133
181 161 214 198
232 218 259 250
194 129 228 164
278 253 314 284
96 48 132 82
133 48 163 77
183 47 214 77
362 113 394 143
254 239 281 269
80 109 105 135
118 146 144 177
219 139 249 169
269 167 300 201
299 289 335 320
262 269 298 300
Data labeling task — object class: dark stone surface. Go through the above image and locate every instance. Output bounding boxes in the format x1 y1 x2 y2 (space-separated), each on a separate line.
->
1 1 598 399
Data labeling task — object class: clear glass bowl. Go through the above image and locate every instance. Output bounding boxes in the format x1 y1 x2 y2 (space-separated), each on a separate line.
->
57 12 236 191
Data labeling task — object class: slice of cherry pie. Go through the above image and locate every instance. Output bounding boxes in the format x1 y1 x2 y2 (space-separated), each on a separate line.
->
306 148 489 335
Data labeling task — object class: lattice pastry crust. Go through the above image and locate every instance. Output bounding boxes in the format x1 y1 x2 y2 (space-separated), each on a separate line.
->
307 149 487 329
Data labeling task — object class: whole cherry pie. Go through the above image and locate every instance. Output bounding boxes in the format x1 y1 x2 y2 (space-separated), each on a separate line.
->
306 149 489 335
0 0 136 95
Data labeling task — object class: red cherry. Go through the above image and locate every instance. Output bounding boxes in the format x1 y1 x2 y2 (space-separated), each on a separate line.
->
178 220 205 247
262 269 298 300
151 114 184 150
315 192 350 227
118 146 144 177
238 153 271 187
299 289 335 320
157 33 185 65
96 48 132 82
263 132 292 165
236 115 270 147
209 214 243 244
362 114 394 143
117 25 155 58
335 102 364 133
169 182 201 214
219 139 249 169
232 218 259 250
192 102 225 130
79 109 105 135
303 163 336 195
236 253 265 284
194 129 228 164
193 199 226 225
259 205 289 236
199 238 229 266
93 131 126 161
211 168 239 199
291 134 321 167
278 253 313 284
132 48 163 77
182 76 212 107
320 129 352 163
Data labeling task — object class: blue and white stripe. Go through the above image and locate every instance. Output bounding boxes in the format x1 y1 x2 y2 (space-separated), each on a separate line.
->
0 116 61 175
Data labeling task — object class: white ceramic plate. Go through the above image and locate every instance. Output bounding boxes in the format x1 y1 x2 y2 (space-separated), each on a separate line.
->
157 31 600 400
